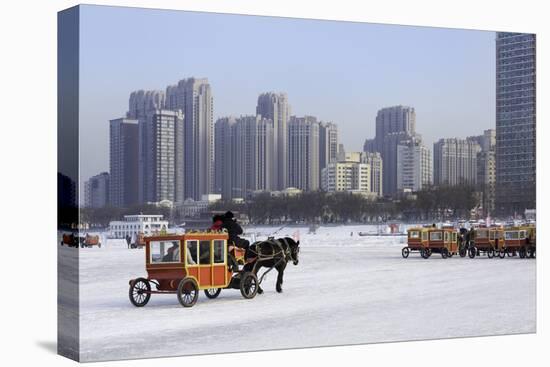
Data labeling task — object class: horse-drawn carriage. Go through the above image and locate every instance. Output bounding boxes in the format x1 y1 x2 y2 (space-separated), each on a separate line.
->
402 227 458 259
466 227 503 258
128 231 300 308
502 226 536 259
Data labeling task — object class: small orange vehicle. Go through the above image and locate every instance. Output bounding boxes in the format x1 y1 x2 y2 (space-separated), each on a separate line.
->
81 234 101 248
128 230 258 307
403 227 458 259
467 227 503 258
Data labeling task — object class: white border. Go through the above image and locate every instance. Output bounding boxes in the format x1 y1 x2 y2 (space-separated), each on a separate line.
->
1 1 548 366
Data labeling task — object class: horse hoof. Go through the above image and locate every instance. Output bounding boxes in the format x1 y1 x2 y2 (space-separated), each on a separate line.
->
276 288 283 293
258 288 264 294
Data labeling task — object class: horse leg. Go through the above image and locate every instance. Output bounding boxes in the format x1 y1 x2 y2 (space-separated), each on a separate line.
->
252 262 264 294
275 261 287 293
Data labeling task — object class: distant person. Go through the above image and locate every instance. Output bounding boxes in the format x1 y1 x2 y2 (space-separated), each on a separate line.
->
131 232 137 249
125 234 131 249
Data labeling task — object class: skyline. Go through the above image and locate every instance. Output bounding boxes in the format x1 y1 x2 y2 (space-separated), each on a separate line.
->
79 5 497 185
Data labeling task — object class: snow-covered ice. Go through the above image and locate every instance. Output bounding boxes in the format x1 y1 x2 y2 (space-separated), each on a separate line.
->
65 225 535 362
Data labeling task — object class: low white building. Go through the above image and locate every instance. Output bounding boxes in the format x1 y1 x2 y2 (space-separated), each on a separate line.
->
178 194 222 218
109 214 169 238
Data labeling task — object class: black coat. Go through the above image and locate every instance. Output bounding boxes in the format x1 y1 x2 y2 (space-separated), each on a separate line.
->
222 218 243 243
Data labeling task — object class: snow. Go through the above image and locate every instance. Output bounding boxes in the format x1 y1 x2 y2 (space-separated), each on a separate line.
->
64 225 536 362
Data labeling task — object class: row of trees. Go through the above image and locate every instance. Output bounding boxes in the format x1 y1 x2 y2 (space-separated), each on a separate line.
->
210 185 479 224
78 185 479 227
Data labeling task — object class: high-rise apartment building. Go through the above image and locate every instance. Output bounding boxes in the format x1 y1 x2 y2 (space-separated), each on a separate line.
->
256 92 289 190
127 90 165 121
469 129 496 215
85 172 110 208
319 122 339 184
214 115 274 199
321 153 371 194
397 138 432 192
288 116 320 191
495 32 536 216
361 152 383 197
433 138 481 186
109 118 139 208
363 106 417 195
166 78 214 200
138 109 184 204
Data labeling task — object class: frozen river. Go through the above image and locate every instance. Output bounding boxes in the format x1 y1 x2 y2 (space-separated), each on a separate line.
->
65 225 536 362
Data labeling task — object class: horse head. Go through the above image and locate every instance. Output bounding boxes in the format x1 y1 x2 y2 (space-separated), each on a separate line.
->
282 237 300 265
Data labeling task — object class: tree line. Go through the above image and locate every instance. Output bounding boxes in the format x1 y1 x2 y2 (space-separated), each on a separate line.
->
210 185 479 224
79 185 478 226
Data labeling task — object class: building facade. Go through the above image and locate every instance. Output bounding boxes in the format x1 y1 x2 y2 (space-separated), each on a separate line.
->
256 92 289 190
433 138 481 186
321 161 371 194
396 139 432 192
138 109 184 205
288 116 320 191
469 129 496 215
84 172 110 208
495 32 536 216
109 214 169 239
319 122 339 184
109 118 139 208
166 78 214 200
214 115 274 200
363 106 417 196
361 152 383 197
127 90 165 121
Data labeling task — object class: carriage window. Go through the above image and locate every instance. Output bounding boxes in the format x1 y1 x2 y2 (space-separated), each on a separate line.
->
199 240 211 264
444 232 449 242
430 232 442 241
186 240 198 265
409 231 420 239
213 240 225 264
422 232 428 241
477 230 488 238
505 232 519 240
452 233 457 242
150 241 180 263
519 231 526 239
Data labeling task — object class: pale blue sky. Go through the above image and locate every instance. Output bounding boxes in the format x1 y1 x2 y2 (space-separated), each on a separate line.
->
79 4 496 183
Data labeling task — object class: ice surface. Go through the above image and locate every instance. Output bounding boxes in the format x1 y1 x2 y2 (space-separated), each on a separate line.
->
66 225 535 362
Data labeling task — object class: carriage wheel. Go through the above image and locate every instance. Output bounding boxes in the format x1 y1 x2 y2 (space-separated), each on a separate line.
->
498 250 506 259
426 249 432 258
487 249 494 258
420 249 428 259
528 247 536 258
204 288 221 299
459 248 466 257
519 248 526 259
441 248 449 259
240 272 259 299
468 247 476 259
401 247 410 258
177 278 199 307
98 243 102 248
129 278 151 307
